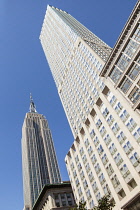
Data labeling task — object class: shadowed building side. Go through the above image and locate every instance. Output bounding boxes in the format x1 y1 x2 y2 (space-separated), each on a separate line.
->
32 182 75 210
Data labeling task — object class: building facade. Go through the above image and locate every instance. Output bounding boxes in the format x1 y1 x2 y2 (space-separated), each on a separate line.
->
22 95 61 210
40 2 140 210
40 5 111 138
32 182 75 210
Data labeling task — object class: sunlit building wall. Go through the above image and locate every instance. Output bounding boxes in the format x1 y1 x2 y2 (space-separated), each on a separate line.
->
40 5 111 137
40 2 140 210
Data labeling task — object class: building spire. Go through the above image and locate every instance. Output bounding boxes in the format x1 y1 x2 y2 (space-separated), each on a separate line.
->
29 93 37 113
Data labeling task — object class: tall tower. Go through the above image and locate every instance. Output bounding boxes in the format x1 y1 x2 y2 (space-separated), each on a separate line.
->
40 5 111 137
22 95 61 210
40 2 140 210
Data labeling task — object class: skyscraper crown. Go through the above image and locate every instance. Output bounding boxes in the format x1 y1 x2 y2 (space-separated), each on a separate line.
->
29 94 37 113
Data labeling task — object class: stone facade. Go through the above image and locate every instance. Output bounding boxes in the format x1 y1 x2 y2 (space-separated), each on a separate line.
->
32 182 75 210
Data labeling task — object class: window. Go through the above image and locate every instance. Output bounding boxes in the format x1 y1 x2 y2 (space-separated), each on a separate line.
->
85 163 90 172
80 147 84 155
96 119 102 129
68 200 73 206
109 95 117 106
90 200 94 209
55 202 60 207
117 131 126 144
94 136 99 146
78 187 82 197
136 56 140 63
95 163 101 174
92 181 98 193
109 143 117 155
78 163 82 171
124 39 139 58
54 194 60 207
128 63 140 80
84 138 89 147
97 144 104 155
120 78 132 93
112 123 120 134
132 23 140 42
86 189 91 199
73 170 77 178
111 175 120 188
120 164 130 178
82 155 87 164
80 171 85 180
66 193 71 199
133 127 140 142
106 164 114 176
126 118 137 132
101 106 109 118
90 129 95 138
71 163 74 170
117 54 131 71
114 102 123 114
103 184 110 194
91 154 97 164
123 141 133 154
96 192 101 201
107 115 114 125
83 180 88 189
120 110 129 122
88 146 93 156
99 81 105 90
92 87 99 99
99 173 105 185
114 153 123 166
62 201 66 206
80 196 85 203
130 152 140 167
99 126 106 136
88 171 94 182
104 134 111 145
75 155 79 163
101 154 108 165
129 86 140 104
110 67 122 83
60 193 65 200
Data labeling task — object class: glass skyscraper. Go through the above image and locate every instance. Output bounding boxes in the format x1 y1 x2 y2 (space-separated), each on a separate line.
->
22 95 61 210
40 2 140 210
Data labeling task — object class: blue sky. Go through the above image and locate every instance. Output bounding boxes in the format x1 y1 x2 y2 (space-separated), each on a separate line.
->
0 0 137 209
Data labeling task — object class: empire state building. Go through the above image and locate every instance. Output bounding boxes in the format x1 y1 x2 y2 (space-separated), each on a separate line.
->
22 95 61 210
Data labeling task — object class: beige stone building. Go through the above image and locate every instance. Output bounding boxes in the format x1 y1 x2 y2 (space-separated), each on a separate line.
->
40 1 140 210
32 182 75 210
